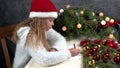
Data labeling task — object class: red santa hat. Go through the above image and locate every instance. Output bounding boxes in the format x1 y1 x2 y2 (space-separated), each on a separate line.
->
29 0 58 18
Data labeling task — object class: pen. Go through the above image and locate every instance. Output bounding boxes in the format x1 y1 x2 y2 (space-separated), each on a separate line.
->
73 43 76 49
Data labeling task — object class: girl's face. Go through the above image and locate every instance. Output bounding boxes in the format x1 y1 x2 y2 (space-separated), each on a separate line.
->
44 18 55 31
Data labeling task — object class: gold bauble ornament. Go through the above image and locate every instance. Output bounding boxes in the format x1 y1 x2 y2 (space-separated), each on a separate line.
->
97 45 101 50
117 54 120 56
89 56 93 59
94 46 98 48
114 53 117 55
105 17 110 21
88 60 95 65
88 61 92 65
62 26 67 31
96 66 99 68
66 4 71 8
83 47 86 51
108 34 114 39
98 45 101 48
80 10 84 14
99 12 104 16
76 23 82 29
86 46 89 49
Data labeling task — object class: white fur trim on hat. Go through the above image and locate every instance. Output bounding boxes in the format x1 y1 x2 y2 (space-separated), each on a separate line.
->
29 12 58 18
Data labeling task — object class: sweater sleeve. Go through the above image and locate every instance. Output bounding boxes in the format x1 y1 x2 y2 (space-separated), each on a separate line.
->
17 27 71 66
46 28 67 51
28 45 71 66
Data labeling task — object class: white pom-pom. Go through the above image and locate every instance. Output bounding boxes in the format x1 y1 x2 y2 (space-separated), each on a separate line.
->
59 9 64 13
92 12 95 16
101 20 106 25
110 19 114 23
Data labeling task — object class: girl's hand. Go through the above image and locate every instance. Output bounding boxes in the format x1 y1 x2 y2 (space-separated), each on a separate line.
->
69 48 80 56
49 48 58 52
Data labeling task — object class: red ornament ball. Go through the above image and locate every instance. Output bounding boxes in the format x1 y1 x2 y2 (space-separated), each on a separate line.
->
103 53 110 59
93 54 100 61
113 56 120 64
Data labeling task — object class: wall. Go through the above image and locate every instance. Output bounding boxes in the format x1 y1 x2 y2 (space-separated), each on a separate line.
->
52 0 120 19
0 0 31 26
0 0 120 26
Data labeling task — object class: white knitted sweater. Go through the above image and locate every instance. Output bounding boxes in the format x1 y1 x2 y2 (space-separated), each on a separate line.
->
13 27 71 68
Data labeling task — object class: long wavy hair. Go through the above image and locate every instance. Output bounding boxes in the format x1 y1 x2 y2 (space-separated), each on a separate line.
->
12 17 50 51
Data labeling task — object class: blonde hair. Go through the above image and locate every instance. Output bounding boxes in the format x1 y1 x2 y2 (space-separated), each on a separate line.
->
12 17 50 51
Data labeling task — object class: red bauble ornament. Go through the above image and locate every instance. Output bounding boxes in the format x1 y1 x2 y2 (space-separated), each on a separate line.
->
93 54 100 61
88 49 94 56
94 39 101 44
93 48 97 52
113 56 120 64
105 40 119 49
107 43 113 47
80 39 90 46
103 53 110 59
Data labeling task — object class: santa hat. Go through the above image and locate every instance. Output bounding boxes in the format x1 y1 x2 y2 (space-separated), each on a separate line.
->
29 0 58 18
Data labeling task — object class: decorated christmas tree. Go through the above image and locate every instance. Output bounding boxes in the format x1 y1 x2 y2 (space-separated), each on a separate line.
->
53 4 120 68
53 5 120 41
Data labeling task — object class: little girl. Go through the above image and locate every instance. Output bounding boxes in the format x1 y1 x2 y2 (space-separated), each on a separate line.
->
12 0 80 68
